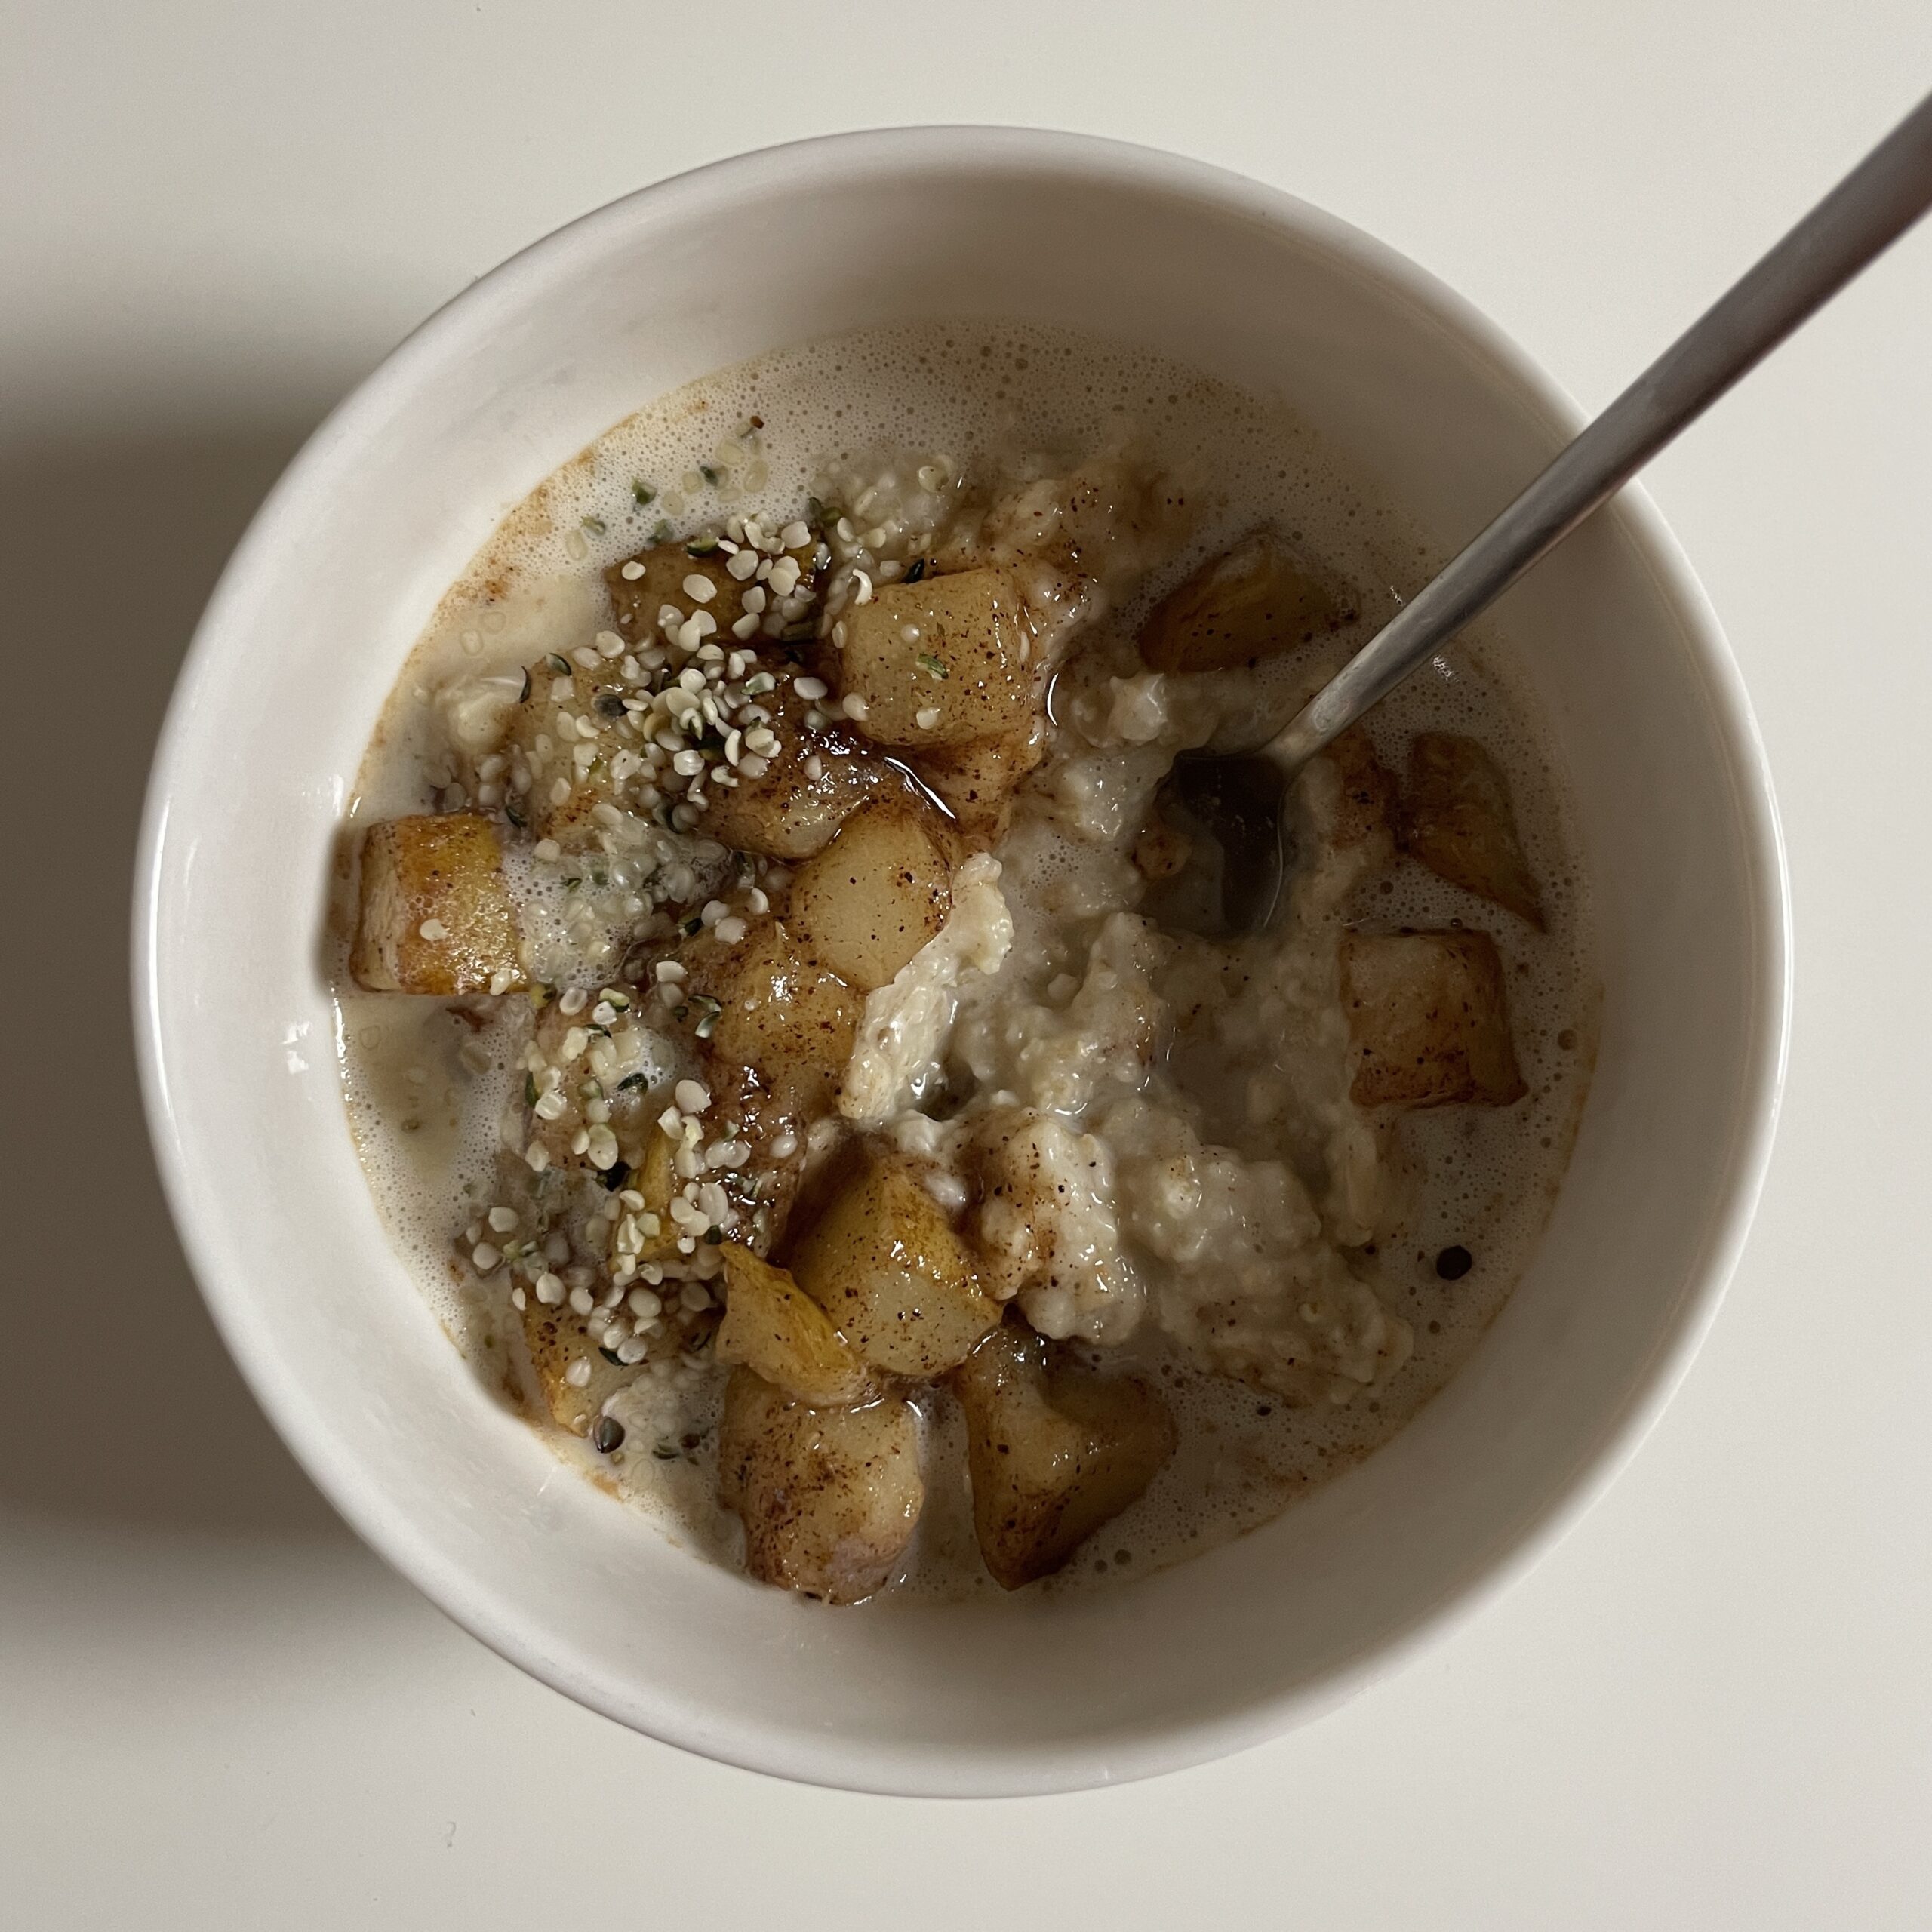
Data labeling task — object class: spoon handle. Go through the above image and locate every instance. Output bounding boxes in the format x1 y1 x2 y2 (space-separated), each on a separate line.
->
1272 88 1932 769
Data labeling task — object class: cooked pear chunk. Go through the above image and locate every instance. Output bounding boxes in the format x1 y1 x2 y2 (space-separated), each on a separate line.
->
352 814 525 995
787 1146 1000 1377
951 1324 1177 1590
606 541 745 637
685 917 862 1115
1323 726 1398 854
717 1370 923 1604
1401 732 1545 928
513 1291 633 1437
715 1244 872 1407
838 568 1035 747
705 684 910 860
491 642 648 848
786 799 953 992
1340 928 1527 1106
603 531 814 644
1140 530 1355 673
913 726 1044 848
627 1116 686 1264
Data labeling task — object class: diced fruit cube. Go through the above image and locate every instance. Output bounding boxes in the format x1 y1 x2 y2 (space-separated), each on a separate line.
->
913 726 1044 848
351 814 525 995
604 530 820 645
715 1244 872 1407
1340 929 1527 1106
523 997 657 1143
838 568 1035 747
686 917 863 1115
950 1322 1177 1590
717 1369 924 1604
706 685 909 859
1322 726 1398 853
605 544 745 640
491 649 637 848
1140 531 1355 673
786 799 953 992
627 1117 685 1263
1401 732 1545 928
513 1291 633 1437
786 1145 1000 1377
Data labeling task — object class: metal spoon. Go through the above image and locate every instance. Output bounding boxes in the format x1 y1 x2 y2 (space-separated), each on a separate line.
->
1158 88 1932 937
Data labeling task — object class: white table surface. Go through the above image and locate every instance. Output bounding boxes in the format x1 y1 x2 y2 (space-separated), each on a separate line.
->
6 2 1929 1923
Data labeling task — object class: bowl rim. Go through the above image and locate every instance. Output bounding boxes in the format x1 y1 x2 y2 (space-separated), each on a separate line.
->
132 122 1792 1797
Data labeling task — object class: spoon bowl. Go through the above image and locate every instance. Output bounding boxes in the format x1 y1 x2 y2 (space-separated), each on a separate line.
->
1148 749 1290 937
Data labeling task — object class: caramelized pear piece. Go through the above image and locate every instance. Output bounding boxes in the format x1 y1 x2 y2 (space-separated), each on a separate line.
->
1402 732 1545 928
627 1120 685 1263
352 814 525 995
685 917 863 1115
787 1146 1000 1377
1140 531 1355 673
838 567 1035 746
1323 726 1398 853
951 1323 1177 1589
786 798 953 991
512 1291 632 1438
1340 929 1527 1106
705 682 913 860
519 1017 665 1182
603 532 813 644
715 1244 872 1407
912 726 1044 849
717 1370 923 1604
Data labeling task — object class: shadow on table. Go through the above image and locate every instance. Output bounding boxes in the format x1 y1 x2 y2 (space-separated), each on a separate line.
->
0 386 362 1540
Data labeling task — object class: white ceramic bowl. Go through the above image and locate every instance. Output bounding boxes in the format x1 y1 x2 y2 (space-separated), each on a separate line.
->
134 127 1789 1797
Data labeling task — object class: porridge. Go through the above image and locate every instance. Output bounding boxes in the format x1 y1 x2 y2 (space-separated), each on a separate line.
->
332 321 1596 1603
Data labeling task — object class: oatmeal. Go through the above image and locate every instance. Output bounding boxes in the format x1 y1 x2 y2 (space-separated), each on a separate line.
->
332 321 1596 1604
